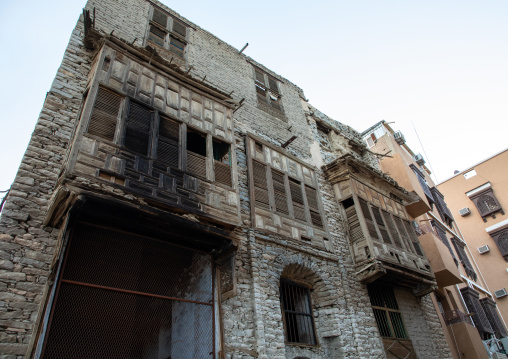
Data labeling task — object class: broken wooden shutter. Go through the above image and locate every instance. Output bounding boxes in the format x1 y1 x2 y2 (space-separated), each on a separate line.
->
256 84 267 103
305 185 322 228
289 179 306 221
186 131 207 178
152 8 168 27
272 169 289 215
88 87 122 141
148 25 166 46
172 20 187 38
124 102 152 156
491 229 508 257
169 37 185 58
252 160 270 209
157 116 179 169
381 210 403 248
451 238 477 281
267 76 279 93
359 198 379 240
460 287 494 336
371 206 392 245
402 220 424 256
393 217 415 254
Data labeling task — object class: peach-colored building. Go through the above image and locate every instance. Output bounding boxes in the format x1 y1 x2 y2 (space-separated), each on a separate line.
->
363 121 507 358
438 148 508 339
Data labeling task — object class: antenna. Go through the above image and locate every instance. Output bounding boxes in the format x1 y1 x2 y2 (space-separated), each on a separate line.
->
412 121 439 183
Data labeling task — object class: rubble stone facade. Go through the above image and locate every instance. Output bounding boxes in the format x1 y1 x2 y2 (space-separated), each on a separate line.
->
0 1 452 358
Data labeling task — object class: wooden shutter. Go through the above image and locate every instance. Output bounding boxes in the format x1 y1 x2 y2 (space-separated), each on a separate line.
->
480 298 508 338
371 206 392 244
344 204 365 244
402 220 424 256
172 20 187 38
169 37 185 58
256 85 267 103
152 8 168 27
382 210 402 248
289 179 306 221
430 187 454 223
156 116 179 169
267 76 279 93
148 25 166 47
254 69 265 84
461 287 494 335
125 102 152 156
393 217 415 254
451 238 477 281
410 164 434 203
471 189 503 218
491 229 508 257
215 161 232 187
305 185 322 228
272 169 289 215
88 87 122 141
252 160 269 209
359 198 379 240
432 222 458 264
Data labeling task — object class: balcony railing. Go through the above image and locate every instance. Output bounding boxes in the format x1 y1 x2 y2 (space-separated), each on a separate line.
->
442 310 473 326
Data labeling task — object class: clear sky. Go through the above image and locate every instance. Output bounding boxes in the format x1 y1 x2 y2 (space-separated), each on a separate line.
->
1 0 507 200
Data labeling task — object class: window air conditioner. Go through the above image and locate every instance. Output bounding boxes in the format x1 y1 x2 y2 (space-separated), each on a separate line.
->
494 288 507 298
414 153 425 166
459 207 471 216
477 245 490 254
394 131 406 145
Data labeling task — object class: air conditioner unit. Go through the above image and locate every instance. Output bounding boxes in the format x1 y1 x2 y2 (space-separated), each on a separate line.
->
414 153 425 166
394 131 406 145
478 245 490 254
494 288 507 298
459 207 471 216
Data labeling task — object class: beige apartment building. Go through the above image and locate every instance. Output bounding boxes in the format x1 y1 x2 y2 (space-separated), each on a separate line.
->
363 121 507 358
438 149 508 343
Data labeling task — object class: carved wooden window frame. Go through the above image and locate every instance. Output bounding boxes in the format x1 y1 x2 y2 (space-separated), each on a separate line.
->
469 186 504 222
86 86 234 187
489 228 508 258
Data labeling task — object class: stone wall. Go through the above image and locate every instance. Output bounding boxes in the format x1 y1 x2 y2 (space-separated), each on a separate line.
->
0 0 452 358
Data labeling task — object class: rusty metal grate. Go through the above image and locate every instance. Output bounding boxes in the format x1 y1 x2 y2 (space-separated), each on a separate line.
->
41 223 214 358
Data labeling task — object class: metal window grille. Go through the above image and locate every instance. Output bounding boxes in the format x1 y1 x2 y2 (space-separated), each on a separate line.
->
368 284 408 339
280 280 317 345
41 222 215 358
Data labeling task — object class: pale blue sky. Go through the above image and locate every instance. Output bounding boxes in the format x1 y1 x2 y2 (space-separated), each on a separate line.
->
1 0 507 199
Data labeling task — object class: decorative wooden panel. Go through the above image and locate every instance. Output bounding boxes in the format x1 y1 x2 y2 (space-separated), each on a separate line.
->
214 161 232 187
187 152 206 178
371 206 392 245
491 229 508 257
359 198 379 240
382 210 402 248
272 169 289 215
252 160 269 209
88 87 122 141
403 220 424 257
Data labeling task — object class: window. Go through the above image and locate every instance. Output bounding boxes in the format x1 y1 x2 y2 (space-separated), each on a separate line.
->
147 7 187 58
368 284 408 339
254 67 283 115
467 183 504 222
354 197 423 256
249 141 324 229
431 221 458 266
480 297 508 338
280 279 317 345
410 164 434 207
430 187 454 227
451 238 477 281
489 228 508 258
460 287 494 339
87 87 233 187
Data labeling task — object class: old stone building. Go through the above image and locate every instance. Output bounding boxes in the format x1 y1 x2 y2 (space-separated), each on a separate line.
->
0 1 452 358
363 121 507 358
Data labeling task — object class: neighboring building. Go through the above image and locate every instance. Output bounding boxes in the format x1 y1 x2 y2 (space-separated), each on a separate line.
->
363 121 507 358
438 149 508 342
0 1 453 358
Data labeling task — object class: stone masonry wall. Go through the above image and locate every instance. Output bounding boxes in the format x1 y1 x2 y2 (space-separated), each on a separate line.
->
0 0 451 358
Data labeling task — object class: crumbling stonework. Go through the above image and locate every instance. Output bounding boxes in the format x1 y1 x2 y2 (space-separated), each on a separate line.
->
0 0 452 358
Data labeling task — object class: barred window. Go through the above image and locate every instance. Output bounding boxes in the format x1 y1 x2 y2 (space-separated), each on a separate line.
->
368 284 408 339
280 280 317 345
